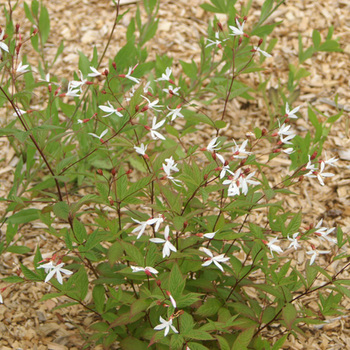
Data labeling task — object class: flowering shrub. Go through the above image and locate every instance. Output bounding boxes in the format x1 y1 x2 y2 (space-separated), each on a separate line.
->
0 0 348 349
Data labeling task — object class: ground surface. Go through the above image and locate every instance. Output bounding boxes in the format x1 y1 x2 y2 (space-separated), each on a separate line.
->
0 0 350 349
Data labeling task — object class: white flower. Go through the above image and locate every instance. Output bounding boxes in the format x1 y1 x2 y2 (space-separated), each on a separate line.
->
163 156 179 173
141 95 163 112
69 70 87 92
13 108 26 116
143 81 153 94
306 248 331 265
163 157 181 186
287 232 301 250
0 290 3 303
99 101 123 118
122 66 140 84
131 217 158 239
163 85 181 95
150 225 177 258
285 102 300 119
154 316 178 336
202 231 217 239
131 266 159 275
166 106 184 121
37 261 73 284
314 219 337 244
229 18 246 36
201 248 229 272
0 30 9 53
39 73 51 83
216 153 234 179
204 137 221 152
253 46 272 57
88 129 108 141
232 139 251 159
307 161 334 186
88 66 101 77
149 117 166 140
323 153 338 167
157 67 173 82
206 32 228 48
16 61 30 74
65 86 80 97
265 237 283 256
152 215 164 232
166 291 177 308
282 147 295 154
134 143 147 156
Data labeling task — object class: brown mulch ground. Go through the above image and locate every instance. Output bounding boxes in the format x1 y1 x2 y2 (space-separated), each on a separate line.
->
1 0 350 349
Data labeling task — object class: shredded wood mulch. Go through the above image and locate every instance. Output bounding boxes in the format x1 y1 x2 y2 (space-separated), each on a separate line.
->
0 0 350 349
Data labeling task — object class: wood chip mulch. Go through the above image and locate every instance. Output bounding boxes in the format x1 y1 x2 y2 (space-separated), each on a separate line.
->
0 0 350 349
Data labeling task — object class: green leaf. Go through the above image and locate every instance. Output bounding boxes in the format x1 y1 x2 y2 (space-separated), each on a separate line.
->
196 298 222 317
120 337 148 350
7 246 31 254
93 285 105 313
73 218 87 243
121 241 144 266
312 30 321 48
231 327 255 350
8 209 40 225
2 276 24 283
21 264 41 281
108 240 124 265
282 303 297 330
53 201 70 220
169 263 185 298
39 3 50 45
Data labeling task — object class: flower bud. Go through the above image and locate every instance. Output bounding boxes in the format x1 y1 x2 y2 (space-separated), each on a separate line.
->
298 175 304 182
311 151 318 160
126 169 133 175
262 128 268 136
101 90 106 94
240 159 246 167
32 28 38 36
15 24 20 34
135 104 139 112
103 69 108 76
258 38 263 46
156 280 161 287
183 221 188 228
238 37 243 46
141 105 149 112
16 43 22 55
168 79 175 85
112 62 117 71
273 148 281 153
204 174 208 180
217 22 223 31
48 84 52 93
243 16 248 21
211 152 216 160
111 168 117 176
244 167 250 174
97 169 103 175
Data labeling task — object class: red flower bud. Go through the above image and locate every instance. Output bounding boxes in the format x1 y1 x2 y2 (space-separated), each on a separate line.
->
126 169 133 175
101 90 106 94
103 69 108 76
262 128 268 136
32 28 38 35
217 22 223 31
184 221 188 228
112 62 117 71
141 106 149 112
240 159 247 167
243 16 248 21
111 168 117 176
169 79 175 85
156 280 161 287
48 84 52 93
109 198 114 206
97 169 103 175
311 151 318 160
273 149 281 153
238 37 243 45
85 81 94 85
258 38 263 46
135 104 139 112
16 24 20 33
